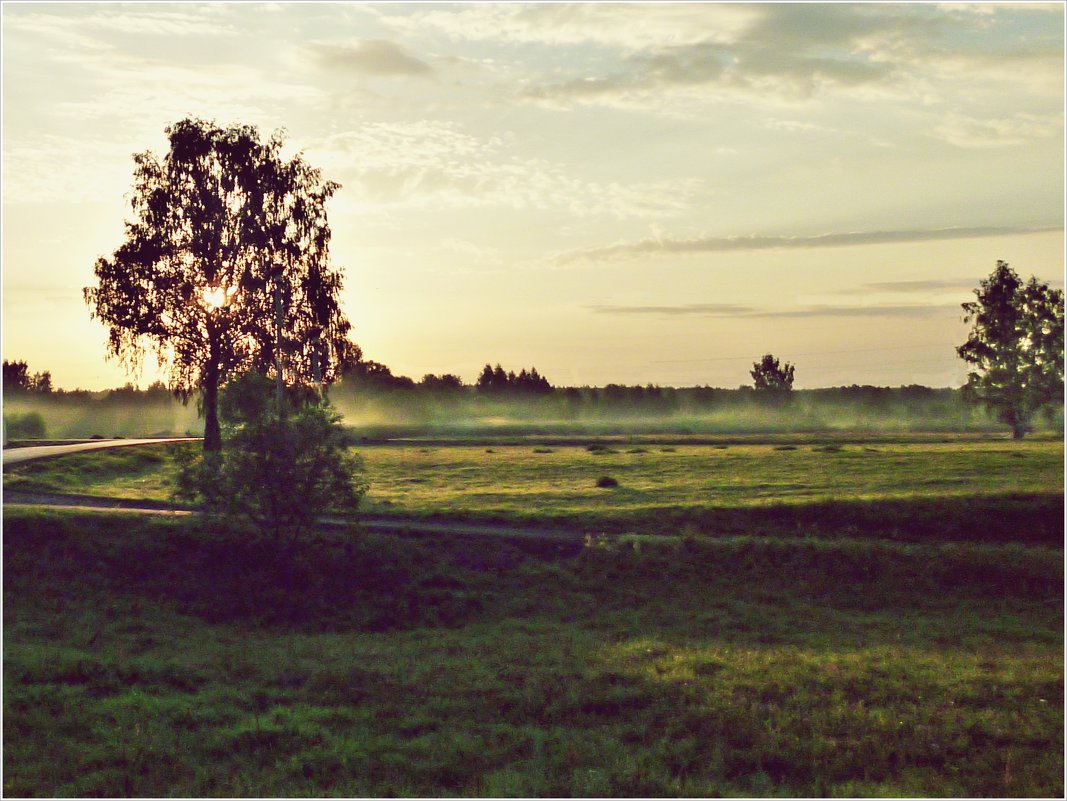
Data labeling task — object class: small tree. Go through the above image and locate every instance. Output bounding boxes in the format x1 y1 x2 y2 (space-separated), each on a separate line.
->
957 260 1064 439
177 373 367 542
751 354 795 394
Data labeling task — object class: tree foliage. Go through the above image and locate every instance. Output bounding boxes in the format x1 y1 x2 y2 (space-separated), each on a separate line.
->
419 373 465 392
85 118 356 451
3 412 46 439
750 354 795 394
341 358 419 393
3 360 52 394
957 260 1064 438
475 363 552 395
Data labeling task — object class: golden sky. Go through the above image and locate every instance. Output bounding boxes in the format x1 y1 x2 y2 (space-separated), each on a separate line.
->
2 2 1064 390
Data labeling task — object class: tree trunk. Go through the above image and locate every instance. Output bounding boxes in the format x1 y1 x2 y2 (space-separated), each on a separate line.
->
203 363 221 452
203 326 222 453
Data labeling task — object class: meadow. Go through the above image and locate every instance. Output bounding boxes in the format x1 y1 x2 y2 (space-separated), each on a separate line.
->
5 436 1063 542
3 434 1064 796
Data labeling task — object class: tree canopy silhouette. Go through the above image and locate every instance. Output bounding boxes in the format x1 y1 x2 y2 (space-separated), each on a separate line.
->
85 118 356 451
957 260 1064 439
2 360 52 394
475 363 552 395
750 354 795 394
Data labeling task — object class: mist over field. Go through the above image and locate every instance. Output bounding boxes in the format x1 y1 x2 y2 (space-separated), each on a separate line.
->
5 380 1061 442
3 391 201 441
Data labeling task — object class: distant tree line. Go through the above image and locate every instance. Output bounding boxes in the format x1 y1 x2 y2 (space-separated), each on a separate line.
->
3 360 53 394
2 361 175 405
2 354 1049 419
330 360 552 398
475 364 552 395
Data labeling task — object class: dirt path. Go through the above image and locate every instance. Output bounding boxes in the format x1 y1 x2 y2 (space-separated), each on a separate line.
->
2 490 592 544
2 438 201 467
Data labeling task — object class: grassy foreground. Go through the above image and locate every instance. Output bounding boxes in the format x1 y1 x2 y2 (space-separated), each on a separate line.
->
3 505 1063 797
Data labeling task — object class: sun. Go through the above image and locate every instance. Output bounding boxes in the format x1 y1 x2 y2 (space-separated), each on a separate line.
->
203 286 233 311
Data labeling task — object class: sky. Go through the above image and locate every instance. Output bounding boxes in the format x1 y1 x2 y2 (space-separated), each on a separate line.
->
2 2 1064 391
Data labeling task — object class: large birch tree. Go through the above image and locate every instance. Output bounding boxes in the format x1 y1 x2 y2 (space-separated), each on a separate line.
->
85 118 356 451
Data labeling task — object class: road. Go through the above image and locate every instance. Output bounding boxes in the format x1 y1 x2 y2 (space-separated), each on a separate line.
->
2 437 201 467
2 490 591 544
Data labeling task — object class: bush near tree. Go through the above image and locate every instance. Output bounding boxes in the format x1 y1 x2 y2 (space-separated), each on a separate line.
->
3 412 46 439
177 373 367 544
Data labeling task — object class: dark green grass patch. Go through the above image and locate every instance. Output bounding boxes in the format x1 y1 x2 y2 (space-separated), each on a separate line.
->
595 492 1066 547
4 507 1063 797
2 509 568 632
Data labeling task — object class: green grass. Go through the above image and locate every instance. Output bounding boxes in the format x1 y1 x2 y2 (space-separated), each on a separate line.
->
4 436 1062 794
4 508 1062 796
354 439 1064 541
6 438 1063 544
357 439 1063 509
2 445 179 500
6 437 1063 505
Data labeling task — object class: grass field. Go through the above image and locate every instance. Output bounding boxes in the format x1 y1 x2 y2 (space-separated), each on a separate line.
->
4 507 1062 797
5 436 1063 541
3 435 1063 795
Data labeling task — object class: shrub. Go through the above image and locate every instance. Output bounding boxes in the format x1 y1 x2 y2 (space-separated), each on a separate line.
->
4 412 46 439
177 373 368 542
587 444 618 455
596 476 619 488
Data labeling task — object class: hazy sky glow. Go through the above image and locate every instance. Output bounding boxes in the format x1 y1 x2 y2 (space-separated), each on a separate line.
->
2 2 1064 390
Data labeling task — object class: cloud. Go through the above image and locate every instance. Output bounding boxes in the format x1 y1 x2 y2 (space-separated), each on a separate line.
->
1 283 86 306
3 8 329 140
555 226 1063 264
932 112 1063 148
3 6 236 42
590 303 756 317
758 303 961 320
377 4 757 50
392 3 1061 113
511 4 929 108
522 38 898 109
307 122 701 218
307 39 434 77
2 134 146 204
588 302 961 320
845 279 1062 298
836 278 983 295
